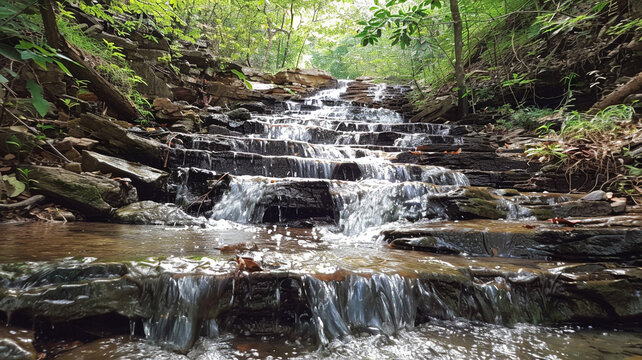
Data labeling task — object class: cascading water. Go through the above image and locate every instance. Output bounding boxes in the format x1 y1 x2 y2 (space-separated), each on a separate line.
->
186 81 482 236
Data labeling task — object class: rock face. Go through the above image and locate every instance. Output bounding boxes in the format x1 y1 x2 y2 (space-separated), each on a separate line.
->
273 68 338 90
27 165 138 218
341 78 412 114
82 150 168 200
151 98 201 133
113 201 200 225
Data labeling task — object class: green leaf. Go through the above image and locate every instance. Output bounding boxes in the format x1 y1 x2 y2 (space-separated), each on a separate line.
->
0 44 20 61
2 175 25 198
53 60 72 76
26 80 52 117
0 74 7 84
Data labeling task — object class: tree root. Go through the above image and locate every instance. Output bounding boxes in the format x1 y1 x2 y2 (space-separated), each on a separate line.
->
0 194 46 211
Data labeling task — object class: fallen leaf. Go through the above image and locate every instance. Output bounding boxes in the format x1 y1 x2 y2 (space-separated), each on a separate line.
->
522 224 536 229
546 217 579 226
235 255 262 272
4 154 16 161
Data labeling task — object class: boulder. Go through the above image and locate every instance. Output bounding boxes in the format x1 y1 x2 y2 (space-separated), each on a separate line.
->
81 151 168 200
235 101 267 113
410 95 457 123
226 108 252 121
582 190 606 201
68 113 165 168
27 165 138 218
113 201 202 225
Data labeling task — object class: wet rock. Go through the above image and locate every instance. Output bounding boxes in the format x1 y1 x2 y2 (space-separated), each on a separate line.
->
0 277 142 321
444 187 508 220
382 220 642 261
113 201 201 225
201 113 231 128
68 114 165 168
207 125 242 136
26 165 138 218
235 101 267 113
0 325 36 360
81 151 168 200
394 151 531 171
541 199 613 219
226 108 252 121
258 180 335 223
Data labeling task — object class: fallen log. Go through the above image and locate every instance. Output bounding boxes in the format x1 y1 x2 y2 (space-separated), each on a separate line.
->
588 71 642 114
38 0 141 121
0 195 46 211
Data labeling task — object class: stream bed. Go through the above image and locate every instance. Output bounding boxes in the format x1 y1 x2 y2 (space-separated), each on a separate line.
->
1 81 641 358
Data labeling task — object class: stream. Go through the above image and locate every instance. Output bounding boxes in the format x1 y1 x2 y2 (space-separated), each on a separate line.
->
1 82 640 359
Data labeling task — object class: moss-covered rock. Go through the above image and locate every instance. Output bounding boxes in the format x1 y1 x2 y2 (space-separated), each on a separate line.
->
27 165 137 218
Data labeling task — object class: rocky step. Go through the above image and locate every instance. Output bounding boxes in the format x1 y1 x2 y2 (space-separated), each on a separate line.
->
382 218 642 262
252 117 470 135
207 119 489 148
202 176 615 227
275 102 408 121
180 133 437 155
257 124 474 147
1 255 640 353
393 151 536 172
177 134 390 159
170 150 468 183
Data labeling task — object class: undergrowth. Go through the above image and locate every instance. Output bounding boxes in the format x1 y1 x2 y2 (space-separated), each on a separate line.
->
495 105 555 131
525 104 641 199
58 19 151 117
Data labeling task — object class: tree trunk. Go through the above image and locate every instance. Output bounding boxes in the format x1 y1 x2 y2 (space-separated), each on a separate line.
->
588 71 642 114
261 30 274 71
449 0 468 118
280 1 295 68
39 0 141 121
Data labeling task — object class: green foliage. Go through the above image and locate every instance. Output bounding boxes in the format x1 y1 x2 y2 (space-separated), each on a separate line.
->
231 69 253 90
607 18 642 39
25 80 52 117
495 106 555 131
559 104 632 140
0 1 77 119
5 134 22 150
502 73 534 88
16 167 38 192
524 142 566 162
